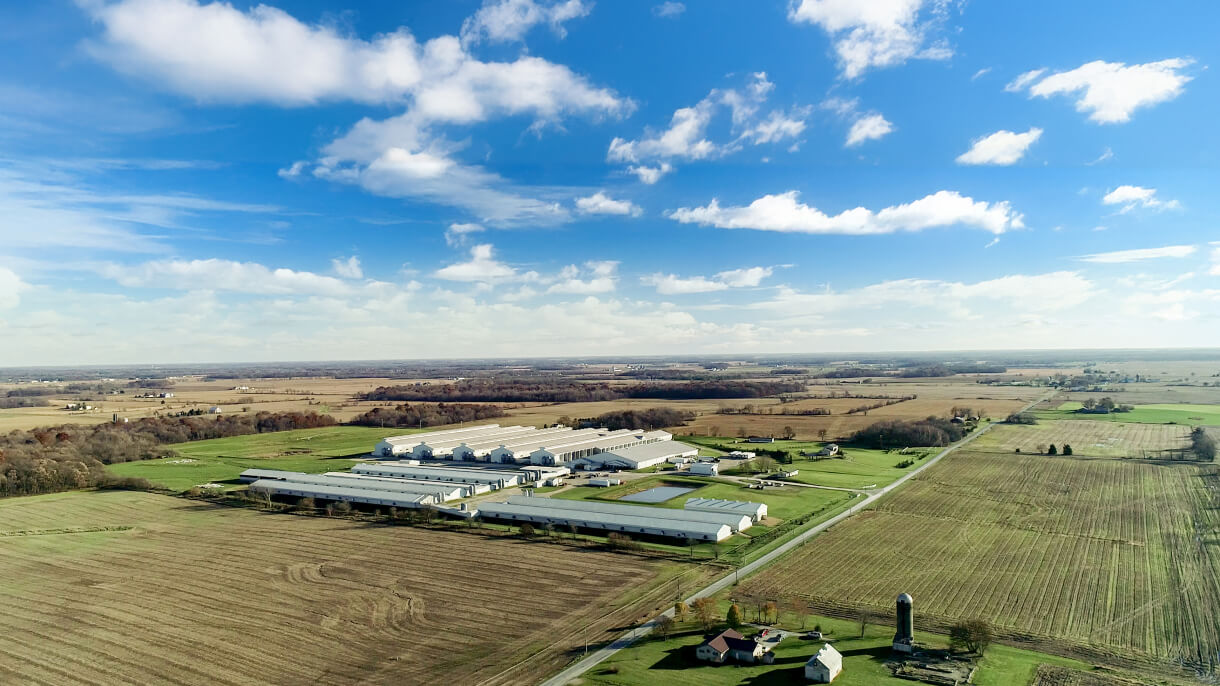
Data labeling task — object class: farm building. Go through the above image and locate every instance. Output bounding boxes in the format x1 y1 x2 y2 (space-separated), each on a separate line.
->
696 629 774 664
684 497 768 522
352 462 522 490
528 429 670 466
588 478 622 487
412 425 537 459
688 462 719 476
453 427 602 462
668 456 694 465
373 424 508 457
570 439 699 470
805 643 843 682
519 466 570 483
476 499 732 542
238 469 470 500
248 479 438 509
499 495 752 532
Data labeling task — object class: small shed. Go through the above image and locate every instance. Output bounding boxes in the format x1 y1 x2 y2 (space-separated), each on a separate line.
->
805 643 843 682
588 478 622 487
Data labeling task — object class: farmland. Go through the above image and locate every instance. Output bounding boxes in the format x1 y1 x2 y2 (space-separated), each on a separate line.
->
1037 402 1220 426
747 451 1220 669
0 490 697 686
972 420 1191 458
105 425 396 491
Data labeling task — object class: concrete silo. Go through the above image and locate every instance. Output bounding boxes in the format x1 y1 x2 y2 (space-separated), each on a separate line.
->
892 592 914 653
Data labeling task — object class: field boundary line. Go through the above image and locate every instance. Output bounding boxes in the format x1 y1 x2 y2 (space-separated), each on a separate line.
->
539 389 1057 686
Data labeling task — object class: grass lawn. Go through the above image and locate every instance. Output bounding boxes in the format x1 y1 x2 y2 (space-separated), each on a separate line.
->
553 475 851 521
104 425 403 491
685 436 928 489
1037 402 1220 425
584 613 1095 686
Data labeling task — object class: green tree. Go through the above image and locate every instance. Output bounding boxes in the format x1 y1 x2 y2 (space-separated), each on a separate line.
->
726 604 743 629
1047 444 1057 455
1062 444 1073 456
949 619 993 654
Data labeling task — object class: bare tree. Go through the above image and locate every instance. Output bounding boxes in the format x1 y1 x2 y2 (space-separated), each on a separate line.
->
857 608 871 638
655 614 675 639
817 428 828 441
782 425 796 440
692 597 718 631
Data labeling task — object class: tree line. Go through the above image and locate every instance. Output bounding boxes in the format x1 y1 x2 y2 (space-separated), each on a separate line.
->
850 416 970 448
0 411 335 498
582 408 695 431
360 379 805 403
349 402 506 428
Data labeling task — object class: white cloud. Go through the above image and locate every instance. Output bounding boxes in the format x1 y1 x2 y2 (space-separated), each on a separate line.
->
547 260 619 294
716 266 773 288
1086 147 1114 165
845 113 894 146
788 0 953 79
1211 245 1220 276
627 162 672 184
460 0 592 45
331 256 363 279
642 273 728 295
955 127 1042 165
1006 59 1193 123
653 2 685 18
1080 245 1196 264
642 266 773 294
0 267 26 309
445 222 486 246
575 191 642 217
971 67 991 80
84 0 632 227
1102 185 1179 213
608 72 806 175
669 190 1023 235
434 244 517 282
277 160 307 178
102 258 382 296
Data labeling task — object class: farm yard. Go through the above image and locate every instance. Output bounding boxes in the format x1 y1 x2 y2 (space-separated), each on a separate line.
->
972 420 1191 458
747 450 1220 669
0 490 697 686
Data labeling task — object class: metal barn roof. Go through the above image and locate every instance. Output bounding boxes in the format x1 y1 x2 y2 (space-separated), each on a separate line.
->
502 495 752 532
476 501 731 541
249 479 437 509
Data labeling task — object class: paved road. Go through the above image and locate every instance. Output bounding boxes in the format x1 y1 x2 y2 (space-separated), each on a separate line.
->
721 474 867 494
540 390 1055 686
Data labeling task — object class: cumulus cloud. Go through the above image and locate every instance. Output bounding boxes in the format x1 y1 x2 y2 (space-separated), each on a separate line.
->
608 72 807 176
845 112 894 146
277 160 307 178
955 127 1042 165
101 258 382 296
575 191 642 217
0 267 27 309
445 222 485 246
642 266 773 294
653 2 685 17
669 190 1023 235
331 256 363 279
1102 185 1179 213
1006 59 1193 123
434 243 518 282
460 0 591 45
628 162 672 185
1080 245 1196 264
788 0 954 79
547 260 618 294
83 0 631 227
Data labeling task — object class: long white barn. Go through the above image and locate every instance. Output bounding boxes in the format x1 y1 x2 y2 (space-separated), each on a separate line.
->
477 499 732 542
249 479 438 509
238 469 469 501
572 438 698 470
352 462 521 490
501 494 753 532
684 497 768 523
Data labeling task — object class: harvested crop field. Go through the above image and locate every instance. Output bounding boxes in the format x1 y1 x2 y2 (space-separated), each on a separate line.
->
749 451 1220 669
972 420 1190 457
0 491 681 686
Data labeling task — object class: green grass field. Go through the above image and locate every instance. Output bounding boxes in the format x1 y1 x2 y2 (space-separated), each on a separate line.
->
105 425 402 491
1037 402 1220 426
554 474 852 521
684 436 926 489
584 611 1094 686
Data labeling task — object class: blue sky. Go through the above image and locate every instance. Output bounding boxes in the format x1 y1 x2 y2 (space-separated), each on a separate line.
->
0 0 1217 364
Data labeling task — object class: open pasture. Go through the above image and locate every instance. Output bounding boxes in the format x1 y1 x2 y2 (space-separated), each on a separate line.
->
973 420 1190 458
105 425 396 491
1039 402 1220 426
748 451 1220 668
0 490 678 686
